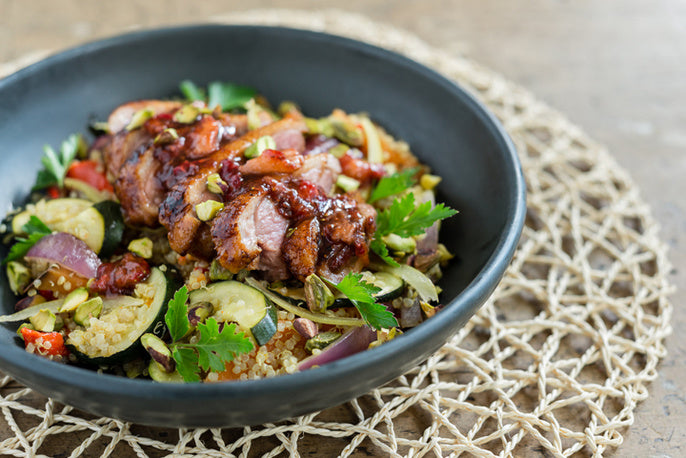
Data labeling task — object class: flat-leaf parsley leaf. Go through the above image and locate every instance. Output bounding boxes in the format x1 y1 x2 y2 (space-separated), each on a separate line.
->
332 273 398 330
3 216 52 264
33 134 82 190
368 167 418 203
164 285 254 382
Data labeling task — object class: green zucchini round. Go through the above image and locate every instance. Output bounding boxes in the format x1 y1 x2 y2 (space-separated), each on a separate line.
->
67 267 174 366
190 280 278 345
92 200 125 258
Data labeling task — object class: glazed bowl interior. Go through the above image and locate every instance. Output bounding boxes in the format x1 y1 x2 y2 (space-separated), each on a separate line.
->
0 25 525 427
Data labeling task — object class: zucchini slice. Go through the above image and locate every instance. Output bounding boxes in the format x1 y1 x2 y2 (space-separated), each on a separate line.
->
12 198 92 234
369 271 405 302
11 198 124 256
67 267 173 366
189 280 276 344
92 200 125 257
251 305 278 346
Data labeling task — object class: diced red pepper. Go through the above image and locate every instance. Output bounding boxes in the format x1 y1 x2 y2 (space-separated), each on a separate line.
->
46 186 61 199
21 328 69 358
66 160 114 193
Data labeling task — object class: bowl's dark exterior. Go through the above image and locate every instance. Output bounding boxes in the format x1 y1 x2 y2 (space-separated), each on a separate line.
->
0 25 525 427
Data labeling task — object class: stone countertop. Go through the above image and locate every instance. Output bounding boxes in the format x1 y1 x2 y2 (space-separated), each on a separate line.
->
1 1 684 456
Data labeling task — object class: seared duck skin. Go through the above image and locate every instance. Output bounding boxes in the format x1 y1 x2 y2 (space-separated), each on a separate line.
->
100 100 378 282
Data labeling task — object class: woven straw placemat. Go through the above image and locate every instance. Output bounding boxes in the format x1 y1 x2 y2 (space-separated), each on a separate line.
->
0 9 674 458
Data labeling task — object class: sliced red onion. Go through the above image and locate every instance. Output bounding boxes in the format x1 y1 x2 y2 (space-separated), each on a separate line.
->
25 232 101 278
298 325 377 371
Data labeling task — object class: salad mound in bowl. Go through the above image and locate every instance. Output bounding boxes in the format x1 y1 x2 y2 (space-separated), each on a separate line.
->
0 25 525 427
2 81 457 383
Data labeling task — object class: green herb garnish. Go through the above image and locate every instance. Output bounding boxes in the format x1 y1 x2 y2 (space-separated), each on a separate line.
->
179 80 206 102
33 134 83 190
179 80 257 112
164 286 254 382
332 273 398 330
368 167 418 203
371 192 458 265
3 216 52 265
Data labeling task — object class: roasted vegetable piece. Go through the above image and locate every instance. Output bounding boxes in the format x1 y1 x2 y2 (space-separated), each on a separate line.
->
20 328 68 358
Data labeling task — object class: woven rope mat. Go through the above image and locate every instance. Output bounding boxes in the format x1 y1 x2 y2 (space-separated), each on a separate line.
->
0 9 674 458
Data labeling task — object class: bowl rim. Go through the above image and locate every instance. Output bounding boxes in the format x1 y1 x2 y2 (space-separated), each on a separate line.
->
0 23 526 415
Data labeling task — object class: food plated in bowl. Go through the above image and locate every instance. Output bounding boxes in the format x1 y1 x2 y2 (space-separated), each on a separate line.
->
0 25 525 426
2 85 457 382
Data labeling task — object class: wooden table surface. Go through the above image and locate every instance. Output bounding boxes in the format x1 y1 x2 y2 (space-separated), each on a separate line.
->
1 1 684 456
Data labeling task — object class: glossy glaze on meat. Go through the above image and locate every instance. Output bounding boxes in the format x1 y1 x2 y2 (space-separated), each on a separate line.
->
100 101 378 281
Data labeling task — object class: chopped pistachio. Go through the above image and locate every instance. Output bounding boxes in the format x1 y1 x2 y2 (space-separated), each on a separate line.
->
369 327 402 348
305 331 341 352
148 360 184 383
74 297 103 326
128 237 153 259
292 318 318 339
173 104 201 124
6 261 30 295
420 301 437 318
206 173 227 194
29 309 56 332
209 259 232 281
16 322 35 339
187 302 213 329
331 119 364 147
329 144 349 159
277 101 300 117
141 333 175 373
89 121 110 135
245 98 276 130
336 175 361 193
304 274 335 313
420 174 442 190
195 200 224 221
59 287 89 313
304 117 334 137
154 128 179 145
125 108 154 131
382 233 416 253
244 135 276 159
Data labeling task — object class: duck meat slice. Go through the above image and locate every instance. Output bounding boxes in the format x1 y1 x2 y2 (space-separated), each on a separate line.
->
107 100 182 134
254 197 290 280
239 148 305 175
210 185 266 272
115 146 165 226
282 217 320 281
294 153 341 195
101 128 152 179
159 117 306 254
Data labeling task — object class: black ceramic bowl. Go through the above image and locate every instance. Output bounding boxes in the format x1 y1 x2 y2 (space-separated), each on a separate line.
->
0 25 525 427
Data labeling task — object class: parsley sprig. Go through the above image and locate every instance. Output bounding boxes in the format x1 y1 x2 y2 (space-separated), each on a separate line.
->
3 216 52 264
371 192 458 265
33 134 83 191
179 80 257 111
368 167 418 203
164 286 254 382
331 273 398 330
